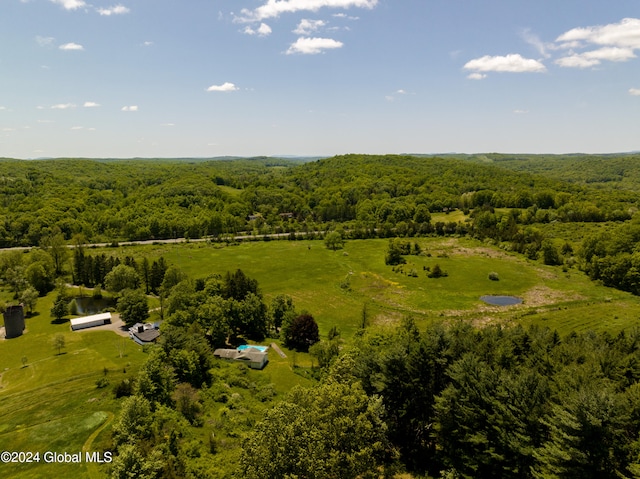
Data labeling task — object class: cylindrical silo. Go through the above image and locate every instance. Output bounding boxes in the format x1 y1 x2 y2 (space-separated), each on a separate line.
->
4 304 25 339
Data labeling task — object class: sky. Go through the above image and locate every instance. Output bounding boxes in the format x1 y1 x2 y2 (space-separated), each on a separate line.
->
1 0 640 158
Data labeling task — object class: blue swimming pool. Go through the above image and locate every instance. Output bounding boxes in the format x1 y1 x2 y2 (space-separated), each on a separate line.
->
237 344 269 352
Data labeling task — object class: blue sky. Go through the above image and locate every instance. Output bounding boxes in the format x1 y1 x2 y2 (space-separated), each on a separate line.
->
1 0 640 158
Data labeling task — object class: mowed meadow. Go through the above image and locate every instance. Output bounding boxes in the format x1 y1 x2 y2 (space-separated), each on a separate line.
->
0 290 147 478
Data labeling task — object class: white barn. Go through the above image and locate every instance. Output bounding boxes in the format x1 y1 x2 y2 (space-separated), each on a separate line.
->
70 312 112 331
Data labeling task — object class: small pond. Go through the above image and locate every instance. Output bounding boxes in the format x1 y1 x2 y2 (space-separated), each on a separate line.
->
480 295 523 306
73 297 116 315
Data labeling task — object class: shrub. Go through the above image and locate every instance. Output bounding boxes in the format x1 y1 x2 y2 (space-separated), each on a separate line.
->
96 377 110 389
114 378 134 398
427 264 448 278
488 272 500 281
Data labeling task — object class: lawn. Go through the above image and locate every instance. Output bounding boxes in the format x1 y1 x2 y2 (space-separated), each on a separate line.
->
0 290 147 479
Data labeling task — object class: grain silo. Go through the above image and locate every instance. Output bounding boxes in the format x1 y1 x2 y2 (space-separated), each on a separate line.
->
4 304 25 339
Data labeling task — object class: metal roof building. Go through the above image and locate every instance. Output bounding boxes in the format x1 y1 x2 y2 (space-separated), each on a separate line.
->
70 312 112 331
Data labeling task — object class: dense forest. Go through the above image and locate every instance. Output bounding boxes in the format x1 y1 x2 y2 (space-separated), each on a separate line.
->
0 154 636 247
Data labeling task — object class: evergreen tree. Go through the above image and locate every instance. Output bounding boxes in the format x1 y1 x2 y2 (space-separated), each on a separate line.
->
223 269 260 301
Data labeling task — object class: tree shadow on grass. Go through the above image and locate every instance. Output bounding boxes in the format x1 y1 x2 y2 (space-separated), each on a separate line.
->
51 317 70 325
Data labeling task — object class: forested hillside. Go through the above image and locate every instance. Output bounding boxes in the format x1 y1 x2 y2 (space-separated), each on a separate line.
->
1 154 636 247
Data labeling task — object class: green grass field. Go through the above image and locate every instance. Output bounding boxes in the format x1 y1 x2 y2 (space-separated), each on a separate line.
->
111 236 640 335
0 290 147 478
3 236 640 477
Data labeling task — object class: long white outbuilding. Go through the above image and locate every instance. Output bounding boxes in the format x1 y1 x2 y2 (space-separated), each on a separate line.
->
70 312 112 331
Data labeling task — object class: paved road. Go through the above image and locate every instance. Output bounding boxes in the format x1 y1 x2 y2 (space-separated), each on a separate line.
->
0 231 318 252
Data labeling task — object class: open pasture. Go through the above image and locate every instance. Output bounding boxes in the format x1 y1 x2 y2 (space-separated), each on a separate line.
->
116 236 640 336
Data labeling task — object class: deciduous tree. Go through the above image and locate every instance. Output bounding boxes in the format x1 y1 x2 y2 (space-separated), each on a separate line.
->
117 289 149 327
104 264 140 293
324 231 344 251
283 313 320 352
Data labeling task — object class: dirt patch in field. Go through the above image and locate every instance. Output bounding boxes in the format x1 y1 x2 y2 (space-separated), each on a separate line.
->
424 238 516 260
522 285 584 307
372 310 404 327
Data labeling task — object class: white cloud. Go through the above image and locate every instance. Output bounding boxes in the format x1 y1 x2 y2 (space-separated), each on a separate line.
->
555 46 636 68
293 19 326 35
71 126 84 130
50 0 86 10
464 54 546 73
236 0 377 22
553 40 583 50
51 103 76 109
556 18 640 50
521 28 550 58
467 72 487 80
243 23 272 36
36 36 56 47
286 37 343 54
630 88 640 96
83 101 101 108
59 42 84 51
385 89 411 100
121 105 138 111
513 109 529 114
143 41 154 47
554 55 597 68
97 5 130 16
0 106 7 111
206 82 239 92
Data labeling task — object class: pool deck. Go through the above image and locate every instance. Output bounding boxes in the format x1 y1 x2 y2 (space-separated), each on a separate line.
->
270 342 287 358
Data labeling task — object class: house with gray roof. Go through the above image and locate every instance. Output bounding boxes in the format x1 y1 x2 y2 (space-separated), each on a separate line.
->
214 347 268 370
